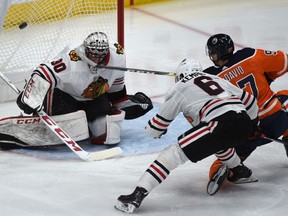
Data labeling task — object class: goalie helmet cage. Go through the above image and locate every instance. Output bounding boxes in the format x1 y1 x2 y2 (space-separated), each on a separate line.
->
0 0 124 76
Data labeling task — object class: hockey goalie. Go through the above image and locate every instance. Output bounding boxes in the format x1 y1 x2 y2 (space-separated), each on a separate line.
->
0 32 153 149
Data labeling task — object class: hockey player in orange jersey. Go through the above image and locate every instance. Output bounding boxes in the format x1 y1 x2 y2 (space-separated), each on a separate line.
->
203 33 288 195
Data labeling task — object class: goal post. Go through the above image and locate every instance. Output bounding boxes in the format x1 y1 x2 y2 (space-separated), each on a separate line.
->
0 0 124 102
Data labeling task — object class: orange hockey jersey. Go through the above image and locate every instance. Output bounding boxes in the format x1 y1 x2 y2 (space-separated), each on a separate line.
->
204 47 288 119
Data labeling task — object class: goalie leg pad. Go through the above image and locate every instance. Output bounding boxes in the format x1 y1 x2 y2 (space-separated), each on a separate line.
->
0 110 89 147
89 110 125 145
104 110 125 145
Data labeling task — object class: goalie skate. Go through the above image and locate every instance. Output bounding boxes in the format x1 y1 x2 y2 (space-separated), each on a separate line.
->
207 164 228 195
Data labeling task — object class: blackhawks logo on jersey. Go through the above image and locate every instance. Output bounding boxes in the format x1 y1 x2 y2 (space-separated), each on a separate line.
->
69 50 81 61
114 43 124 55
81 77 109 99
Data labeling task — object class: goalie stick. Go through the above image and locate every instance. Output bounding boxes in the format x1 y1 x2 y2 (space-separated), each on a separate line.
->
0 71 122 161
75 44 175 76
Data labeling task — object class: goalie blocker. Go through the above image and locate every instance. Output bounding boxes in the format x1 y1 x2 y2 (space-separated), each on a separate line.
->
17 73 50 114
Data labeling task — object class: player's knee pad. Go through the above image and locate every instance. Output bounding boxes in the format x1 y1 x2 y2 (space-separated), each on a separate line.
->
89 109 125 145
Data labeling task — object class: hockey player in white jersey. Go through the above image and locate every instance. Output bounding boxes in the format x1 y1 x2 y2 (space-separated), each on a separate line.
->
115 58 259 213
7 32 153 147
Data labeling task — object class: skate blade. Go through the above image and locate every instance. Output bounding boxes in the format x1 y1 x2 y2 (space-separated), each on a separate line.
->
232 175 258 184
115 200 136 213
207 164 228 195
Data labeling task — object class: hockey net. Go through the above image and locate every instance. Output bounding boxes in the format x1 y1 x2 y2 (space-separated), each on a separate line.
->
0 0 123 102
0 0 124 74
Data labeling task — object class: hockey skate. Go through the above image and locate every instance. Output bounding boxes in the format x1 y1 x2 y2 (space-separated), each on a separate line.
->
207 164 228 195
115 187 148 213
227 163 258 184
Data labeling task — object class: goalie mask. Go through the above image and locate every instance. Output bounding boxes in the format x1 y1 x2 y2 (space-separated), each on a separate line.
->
84 32 109 65
175 58 202 82
206 33 234 64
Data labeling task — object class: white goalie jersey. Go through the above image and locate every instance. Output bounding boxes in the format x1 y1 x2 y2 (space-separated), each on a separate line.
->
146 72 258 138
32 41 126 107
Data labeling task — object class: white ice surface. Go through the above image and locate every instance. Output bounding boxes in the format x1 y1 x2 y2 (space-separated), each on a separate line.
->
1 0 288 215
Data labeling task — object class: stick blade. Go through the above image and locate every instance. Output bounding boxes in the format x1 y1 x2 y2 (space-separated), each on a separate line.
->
88 147 122 161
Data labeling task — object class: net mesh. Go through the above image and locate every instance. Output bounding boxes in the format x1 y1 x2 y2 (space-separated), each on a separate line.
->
0 0 118 74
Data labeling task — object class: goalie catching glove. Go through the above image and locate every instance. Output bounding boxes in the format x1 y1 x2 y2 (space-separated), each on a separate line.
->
17 74 51 115
114 92 153 120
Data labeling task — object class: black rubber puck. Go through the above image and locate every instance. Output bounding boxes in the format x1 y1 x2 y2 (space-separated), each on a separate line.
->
19 22 28 29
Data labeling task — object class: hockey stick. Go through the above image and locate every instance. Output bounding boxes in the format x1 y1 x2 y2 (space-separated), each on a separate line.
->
262 135 287 145
0 71 122 161
75 45 175 76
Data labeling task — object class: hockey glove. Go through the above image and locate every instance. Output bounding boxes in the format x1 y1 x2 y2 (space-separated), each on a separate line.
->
145 119 168 139
157 128 167 138
125 92 153 119
114 92 153 120
248 117 263 140
145 126 167 139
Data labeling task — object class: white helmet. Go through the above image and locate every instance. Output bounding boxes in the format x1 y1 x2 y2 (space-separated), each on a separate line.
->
84 32 109 63
175 58 202 82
